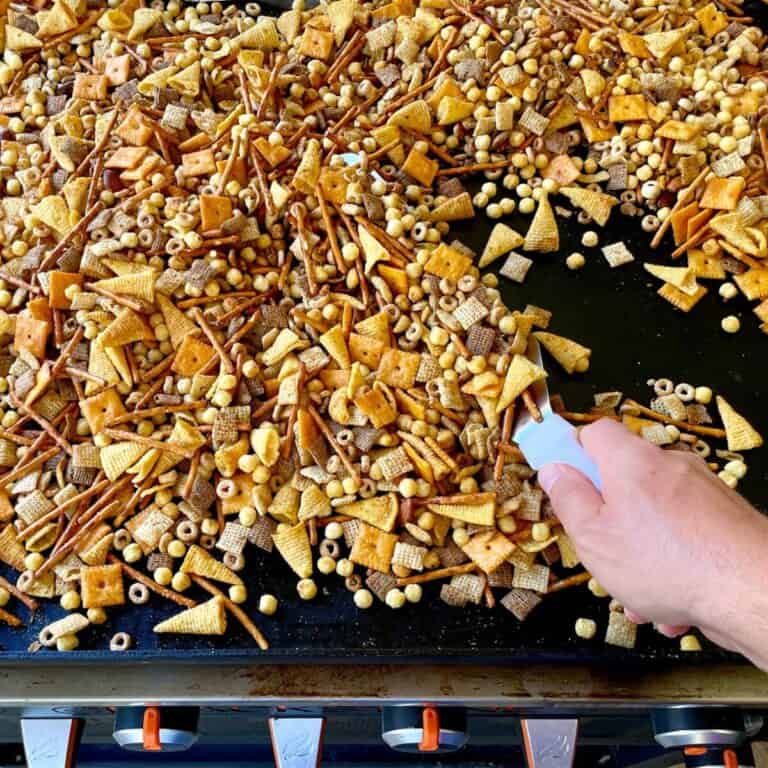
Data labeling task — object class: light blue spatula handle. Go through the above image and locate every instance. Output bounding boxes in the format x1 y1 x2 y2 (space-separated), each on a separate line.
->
515 412 603 492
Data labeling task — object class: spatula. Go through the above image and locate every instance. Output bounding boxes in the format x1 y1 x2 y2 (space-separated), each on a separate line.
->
512 337 603 491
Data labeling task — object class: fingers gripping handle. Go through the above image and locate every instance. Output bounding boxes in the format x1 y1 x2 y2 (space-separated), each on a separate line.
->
515 413 603 492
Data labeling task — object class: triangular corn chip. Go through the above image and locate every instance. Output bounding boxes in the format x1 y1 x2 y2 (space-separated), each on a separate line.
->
79 533 114 566
523 193 559 253
32 196 71 234
262 328 306 367
338 493 398 532
154 596 227 635
137 66 179 97
479 223 525 267
92 271 155 302
36 0 78 37
100 442 147 481
167 61 201 97
180 544 243 585
268 483 300 524
127 8 162 41
5 25 42 51
533 331 591 375
643 27 688 59
327 0 356 45
291 138 321 195
299 484 332 520
126 448 160 483
428 500 495 526
87 341 120 394
154 419 206 476
711 213 764 257
100 308 154 347
497 354 547 412
272 522 313 578
157 294 199 350
104 344 132 386
429 192 474 221
276 10 302 43
358 223 390 273
559 186 618 227
319 324 350 369
716 396 763 451
643 263 699 296
437 96 475 125
235 18 280 49
389 99 432 133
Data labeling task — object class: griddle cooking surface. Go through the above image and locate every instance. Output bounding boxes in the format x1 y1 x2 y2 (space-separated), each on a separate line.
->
1 205 764 664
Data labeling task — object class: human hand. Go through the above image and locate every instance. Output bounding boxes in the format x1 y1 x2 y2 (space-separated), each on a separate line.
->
538 419 768 663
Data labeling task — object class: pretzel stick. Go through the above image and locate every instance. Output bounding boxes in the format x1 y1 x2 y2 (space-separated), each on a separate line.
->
0 446 61 489
621 399 727 439
547 571 592 594
17 479 111 542
192 308 234 373
0 608 22 627
102 428 196 458
396 562 477 586
9 395 72 455
0 574 38 612
109 555 197 608
308 404 361 484
105 401 207 427
190 575 269 650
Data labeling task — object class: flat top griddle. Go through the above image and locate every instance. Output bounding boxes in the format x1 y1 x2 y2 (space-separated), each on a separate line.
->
0 202 764 665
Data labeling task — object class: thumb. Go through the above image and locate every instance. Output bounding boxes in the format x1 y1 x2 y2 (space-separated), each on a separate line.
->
538 463 603 532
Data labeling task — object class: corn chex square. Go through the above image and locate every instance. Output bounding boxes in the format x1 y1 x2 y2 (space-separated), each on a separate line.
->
216 522 249 555
518 107 549 136
499 251 533 283
501 588 542 620
440 583 469 607
179 474 216 518
512 563 550 593
247 515 276 551
507 547 536 571
605 611 637 649
517 483 543 521
711 152 746 178
602 241 635 268
16 490 54 525
453 296 489 330
147 552 174 571
557 533 581 568
487 561 515 589
377 447 414 481
12 470 40 495
392 541 427 571
72 443 102 468
366 571 398 602
131 510 175 554
341 518 363 548
450 573 486 604
415 354 441 383
465 325 496 357
436 541 469 567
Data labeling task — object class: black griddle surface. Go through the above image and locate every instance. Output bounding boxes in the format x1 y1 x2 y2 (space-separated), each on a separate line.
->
1 203 765 664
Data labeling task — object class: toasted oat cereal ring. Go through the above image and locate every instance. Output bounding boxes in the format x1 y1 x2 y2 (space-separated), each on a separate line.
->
110 632 132 652
39 627 57 648
216 479 237 499
128 582 150 605
693 440 711 458
458 275 478 293
674 383 695 402
113 529 132 550
319 539 341 559
17 571 35 593
176 521 199 543
223 552 245 571
336 429 354 446
199 534 216 550
345 574 363 592
653 378 674 396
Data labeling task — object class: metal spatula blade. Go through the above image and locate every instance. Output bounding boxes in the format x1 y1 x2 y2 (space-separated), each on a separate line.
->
512 338 603 491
